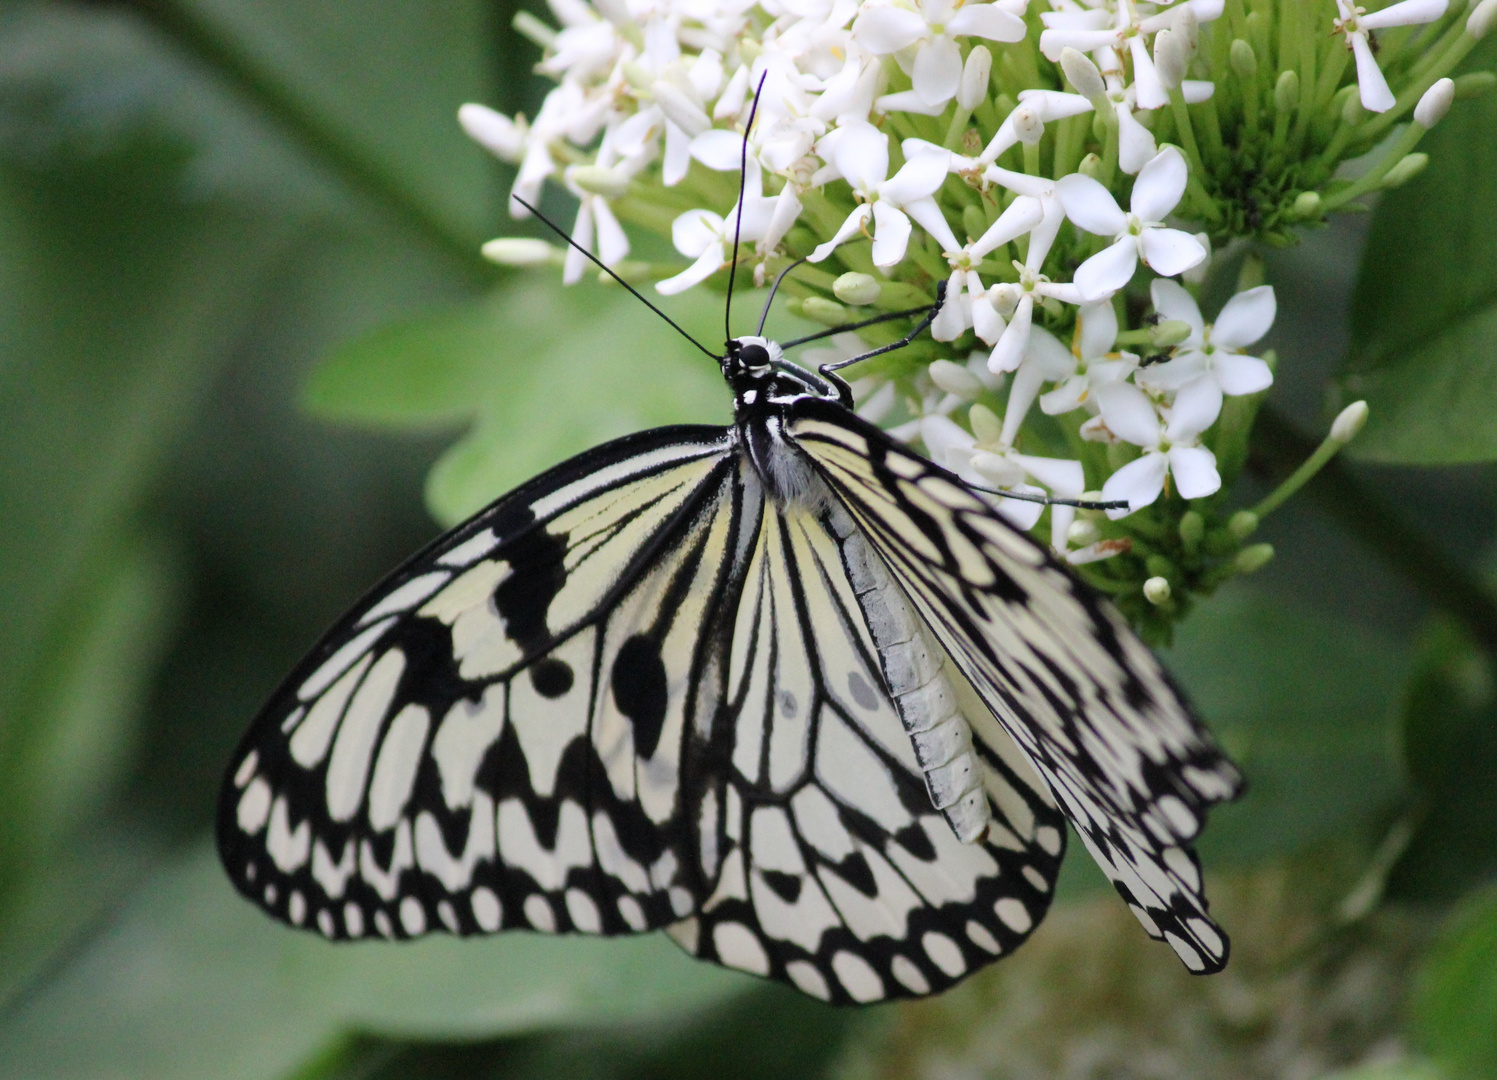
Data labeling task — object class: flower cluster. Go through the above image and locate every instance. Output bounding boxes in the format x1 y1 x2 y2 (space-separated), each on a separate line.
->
461 0 1489 638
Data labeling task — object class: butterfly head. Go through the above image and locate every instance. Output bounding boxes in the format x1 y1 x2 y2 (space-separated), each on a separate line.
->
723 335 841 414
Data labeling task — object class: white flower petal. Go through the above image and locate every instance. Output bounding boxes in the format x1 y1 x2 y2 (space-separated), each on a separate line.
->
903 197 963 253
691 129 750 171
996 491 1045 529
1116 104 1158 174
808 204 874 262
1169 445 1221 499
1129 36 1168 109
1001 359 1047 444
970 196 1045 260
1056 173 1127 235
1212 285 1277 348
1359 0 1448 29
853 7 929 54
594 198 630 265
921 414 975 464
656 243 725 294
913 35 963 104
1102 452 1169 518
1012 453 1084 496
988 295 1033 373
1351 34 1397 112
671 209 725 257
871 201 913 266
1077 300 1118 360
1040 375 1088 414
459 103 525 161
1140 227 1207 278
1131 146 1189 221
883 151 951 203
1150 278 1206 341
948 4 1028 41
1074 237 1138 300
1167 375 1223 440
1092 381 1162 447
1213 352 1274 395
833 122 891 192
1026 324 1077 378
1136 352 1207 392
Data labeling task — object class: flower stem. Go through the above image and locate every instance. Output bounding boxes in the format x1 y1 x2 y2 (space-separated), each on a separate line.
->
1321 120 1425 210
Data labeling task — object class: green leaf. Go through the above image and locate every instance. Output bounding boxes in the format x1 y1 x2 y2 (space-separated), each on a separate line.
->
1309 1062 1447 1080
307 276 732 526
0 844 747 1080
1336 37 1497 463
1162 583 1408 863
1386 618 1497 902
1411 885 1497 1080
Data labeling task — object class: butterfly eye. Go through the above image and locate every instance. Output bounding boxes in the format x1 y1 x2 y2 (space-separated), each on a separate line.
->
738 343 771 370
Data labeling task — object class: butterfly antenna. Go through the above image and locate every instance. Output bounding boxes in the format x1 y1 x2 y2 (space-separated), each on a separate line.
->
756 256 810 336
511 195 719 361
725 73 768 342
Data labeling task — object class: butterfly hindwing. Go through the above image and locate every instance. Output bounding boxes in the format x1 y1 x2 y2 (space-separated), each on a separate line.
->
218 426 740 942
788 400 1244 974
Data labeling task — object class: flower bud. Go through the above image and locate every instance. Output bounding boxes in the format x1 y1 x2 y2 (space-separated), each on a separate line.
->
1274 69 1299 112
801 296 848 326
1454 71 1497 99
833 272 881 306
1078 152 1103 179
1178 510 1205 548
1153 28 1187 90
1145 554 1176 579
569 164 631 197
1061 46 1107 105
929 359 985 399
1415 78 1455 127
1234 543 1275 575
1068 517 1101 547
1228 510 1258 539
482 237 559 265
1381 152 1429 188
1013 105 1044 145
1469 0 1497 40
1292 190 1324 219
988 283 1021 318
959 46 993 110
1339 83 1366 125
1330 400 1369 443
512 10 557 47
970 402 1003 445
1143 576 1172 605
1149 319 1193 348
1229 39 1258 80
458 103 526 161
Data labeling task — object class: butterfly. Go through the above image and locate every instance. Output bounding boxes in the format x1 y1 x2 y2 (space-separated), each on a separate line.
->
218 102 1242 1006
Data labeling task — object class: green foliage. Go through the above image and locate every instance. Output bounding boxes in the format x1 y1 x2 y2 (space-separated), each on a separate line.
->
1411 885 1497 1080
1339 39 1497 463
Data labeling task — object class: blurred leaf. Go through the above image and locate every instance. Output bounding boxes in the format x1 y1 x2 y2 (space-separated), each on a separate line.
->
1310 1062 1446 1080
1164 583 1407 863
0 843 747 1080
307 277 732 525
1411 884 1497 1080
1336 37 1497 463
1386 618 1497 902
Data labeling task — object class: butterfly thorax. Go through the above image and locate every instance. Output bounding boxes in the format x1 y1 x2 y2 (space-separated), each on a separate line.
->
723 336 841 508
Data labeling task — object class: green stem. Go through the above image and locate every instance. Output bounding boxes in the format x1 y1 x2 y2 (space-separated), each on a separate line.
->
1251 408 1497 658
1321 119 1425 210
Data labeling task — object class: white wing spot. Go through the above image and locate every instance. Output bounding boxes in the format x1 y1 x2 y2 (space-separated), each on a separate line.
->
966 920 1001 954
288 891 306 926
1036 825 1063 855
312 838 356 898
832 950 885 1002
291 653 372 769
359 571 451 626
317 909 335 938
1188 917 1224 957
344 903 365 938
566 889 602 933
891 955 930 995
1022 865 1050 893
995 898 1032 933
367 704 431 831
1164 846 1202 890
236 778 272 834
438 529 499 567
298 617 395 702
374 910 394 938
1166 931 1207 971
400 896 427 936
617 895 646 931
922 932 966 977
712 921 770 976
785 961 831 1001
437 900 459 933
471 886 502 931
524 894 556 932
431 687 506 810
233 752 258 789
266 797 311 872
263 884 277 906
326 648 406 822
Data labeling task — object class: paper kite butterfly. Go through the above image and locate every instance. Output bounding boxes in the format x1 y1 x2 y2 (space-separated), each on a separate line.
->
218 105 1242 1008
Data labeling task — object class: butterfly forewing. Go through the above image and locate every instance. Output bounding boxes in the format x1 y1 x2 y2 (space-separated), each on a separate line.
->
219 427 737 942
788 401 1244 973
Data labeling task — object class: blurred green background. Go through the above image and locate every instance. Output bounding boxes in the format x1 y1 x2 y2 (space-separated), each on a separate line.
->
1 2 1495 1078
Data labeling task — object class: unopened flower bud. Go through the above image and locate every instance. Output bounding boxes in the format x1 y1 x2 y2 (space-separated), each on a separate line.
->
1381 152 1429 188
1149 319 1193 348
1454 71 1497 99
1078 152 1103 179
1145 554 1176 579
801 296 848 326
1228 510 1259 539
512 10 557 48
970 402 1003 445
1415 78 1455 127
1469 0 1497 40
1234 543 1275 575
988 283 1021 318
482 237 560 265
1067 518 1101 547
1143 576 1172 605
1330 400 1369 443
1339 83 1366 125
1293 190 1324 219
570 165 631 197
1229 39 1258 80
1274 69 1300 112
1061 46 1107 105
1178 510 1205 547
929 359 985 399
458 103 526 161
1153 28 1187 90
833 272 881 306
1013 106 1044 145
960 46 993 110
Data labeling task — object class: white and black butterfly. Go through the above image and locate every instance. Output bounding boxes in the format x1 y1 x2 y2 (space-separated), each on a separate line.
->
218 107 1241 1005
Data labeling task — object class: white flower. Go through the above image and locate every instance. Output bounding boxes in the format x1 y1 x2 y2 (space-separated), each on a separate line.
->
1334 0 1449 112
1094 380 1222 518
657 168 777 294
809 125 959 267
1136 280 1276 420
987 263 1084 373
1056 146 1207 300
1038 300 1141 415
978 91 1094 165
853 0 1028 108
931 193 1046 342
